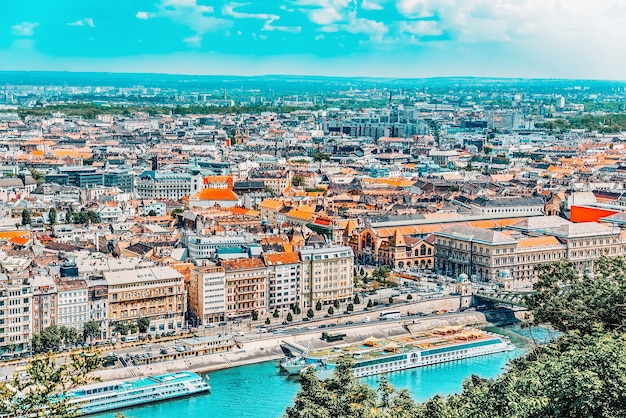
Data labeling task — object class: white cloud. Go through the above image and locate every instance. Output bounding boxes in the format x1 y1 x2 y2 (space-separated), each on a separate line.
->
309 7 343 25
11 22 39 37
146 0 232 46
398 20 441 37
222 3 301 33
68 18 95 27
361 0 384 11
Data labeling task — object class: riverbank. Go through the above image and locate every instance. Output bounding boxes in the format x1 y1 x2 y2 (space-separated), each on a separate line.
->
94 311 491 382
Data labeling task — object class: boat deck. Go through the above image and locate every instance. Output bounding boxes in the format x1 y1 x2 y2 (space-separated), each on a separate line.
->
305 327 501 363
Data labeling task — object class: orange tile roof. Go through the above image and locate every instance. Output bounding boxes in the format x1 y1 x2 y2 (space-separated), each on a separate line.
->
516 236 561 248
263 252 301 266
222 257 266 271
9 237 30 245
259 199 284 210
192 188 239 201
0 231 29 240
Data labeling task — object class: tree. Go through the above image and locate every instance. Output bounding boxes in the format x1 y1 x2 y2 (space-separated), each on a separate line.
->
65 207 74 224
265 317 271 325
315 300 322 311
307 308 315 319
32 326 62 354
251 310 259 321
137 317 150 333
171 208 184 216
407 293 413 300
273 309 279 318
353 294 361 305
293 305 302 315
327 307 334 315
367 299 374 308
286 312 293 322
48 208 57 227
21 209 32 226
147 209 157 217
311 151 331 162
59 326 80 347
389 296 394 304
82 321 100 343
29 168 45 185
346 303 354 312
0 351 102 418
359 267 365 277
115 322 130 336
333 300 340 309
291 175 305 187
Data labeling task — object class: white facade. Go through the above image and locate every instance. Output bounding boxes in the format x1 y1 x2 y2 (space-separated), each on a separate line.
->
55 279 89 332
186 235 247 261
300 245 354 308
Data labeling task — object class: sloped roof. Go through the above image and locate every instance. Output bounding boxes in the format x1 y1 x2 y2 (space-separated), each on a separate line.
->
192 188 239 201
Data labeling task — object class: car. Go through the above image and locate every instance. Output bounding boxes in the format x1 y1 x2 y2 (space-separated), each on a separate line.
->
218 322 228 327
345 321 354 325
141 343 152 349
327 324 337 328
319 324 327 329
234 332 245 337
306 326 318 330
293 325 303 330
205 324 216 329
175 346 186 352
256 328 268 333
282 321 288 325
323 315 330 318
448 308 457 313
343 311 350 315
362 317 370 323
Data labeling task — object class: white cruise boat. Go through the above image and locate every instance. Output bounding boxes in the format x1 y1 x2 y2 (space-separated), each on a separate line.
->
282 327 515 379
68 371 210 416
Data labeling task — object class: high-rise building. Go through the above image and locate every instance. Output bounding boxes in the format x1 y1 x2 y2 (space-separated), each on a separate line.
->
300 245 354 308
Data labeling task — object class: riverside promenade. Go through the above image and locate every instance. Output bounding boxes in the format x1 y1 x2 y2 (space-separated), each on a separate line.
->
94 312 490 382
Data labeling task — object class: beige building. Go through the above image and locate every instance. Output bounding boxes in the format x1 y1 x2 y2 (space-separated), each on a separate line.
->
300 245 354 308
104 266 186 335
0 275 32 355
189 263 226 325
31 275 58 335
222 258 267 320
263 252 302 312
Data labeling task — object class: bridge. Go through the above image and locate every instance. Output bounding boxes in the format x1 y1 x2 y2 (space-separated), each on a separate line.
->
473 289 536 308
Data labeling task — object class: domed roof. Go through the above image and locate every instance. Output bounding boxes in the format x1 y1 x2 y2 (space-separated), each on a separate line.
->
458 273 469 282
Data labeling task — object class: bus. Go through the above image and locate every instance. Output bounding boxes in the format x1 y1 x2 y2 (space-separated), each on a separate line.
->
321 332 346 342
121 336 139 343
379 310 402 320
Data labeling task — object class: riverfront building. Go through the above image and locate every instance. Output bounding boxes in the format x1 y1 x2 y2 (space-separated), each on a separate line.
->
300 245 354 308
104 267 186 335
222 258 267 320
189 263 226 325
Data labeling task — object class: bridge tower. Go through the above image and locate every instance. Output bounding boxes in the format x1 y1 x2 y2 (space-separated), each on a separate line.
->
456 273 473 309
498 270 514 291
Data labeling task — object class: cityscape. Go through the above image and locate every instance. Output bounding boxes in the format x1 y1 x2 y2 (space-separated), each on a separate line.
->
2 1 626 418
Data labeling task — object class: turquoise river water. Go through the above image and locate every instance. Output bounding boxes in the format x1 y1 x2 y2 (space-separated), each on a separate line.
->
92 325 556 418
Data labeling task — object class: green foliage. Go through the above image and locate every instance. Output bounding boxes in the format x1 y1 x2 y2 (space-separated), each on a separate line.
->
273 309 280 318
286 356 421 418
0 351 102 417
252 310 259 321
21 209 32 226
171 208 185 216
82 321 100 343
367 299 374 308
307 309 315 319
72 210 101 225
137 317 150 333
346 303 354 312
147 210 157 217
407 294 413 300
315 300 322 311
286 313 293 322
265 317 271 325
115 322 130 336
65 207 74 224
291 175 305 187
48 208 57 226
29 168 45 185
353 294 361 305
327 307 334 315
536 113 626 134
333 300 340 309
525 257 626 335
32 326 82 354
311 152 331 162
389 297 394 304
371 266 391 282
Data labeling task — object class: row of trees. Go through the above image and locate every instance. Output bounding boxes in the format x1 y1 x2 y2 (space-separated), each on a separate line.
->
31 321 102 354
114 317 151 336
286 256 626 417
20 208 100 227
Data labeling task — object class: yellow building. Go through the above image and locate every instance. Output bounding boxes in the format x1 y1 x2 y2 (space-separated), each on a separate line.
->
222 258 267 320
104 266 186 335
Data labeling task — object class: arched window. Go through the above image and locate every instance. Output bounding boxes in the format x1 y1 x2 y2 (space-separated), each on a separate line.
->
427 248 432 255
420 244 426 256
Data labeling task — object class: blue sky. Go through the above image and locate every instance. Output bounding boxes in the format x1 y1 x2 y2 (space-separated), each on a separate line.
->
2 0 626 79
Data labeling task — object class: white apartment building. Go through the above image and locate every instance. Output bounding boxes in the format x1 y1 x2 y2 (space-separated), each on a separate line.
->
55 278 89 331
263 252 302 312
189 263 226 325
186 235 247 261
300 245 354 308
0 274 32 355
135 170 203 200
